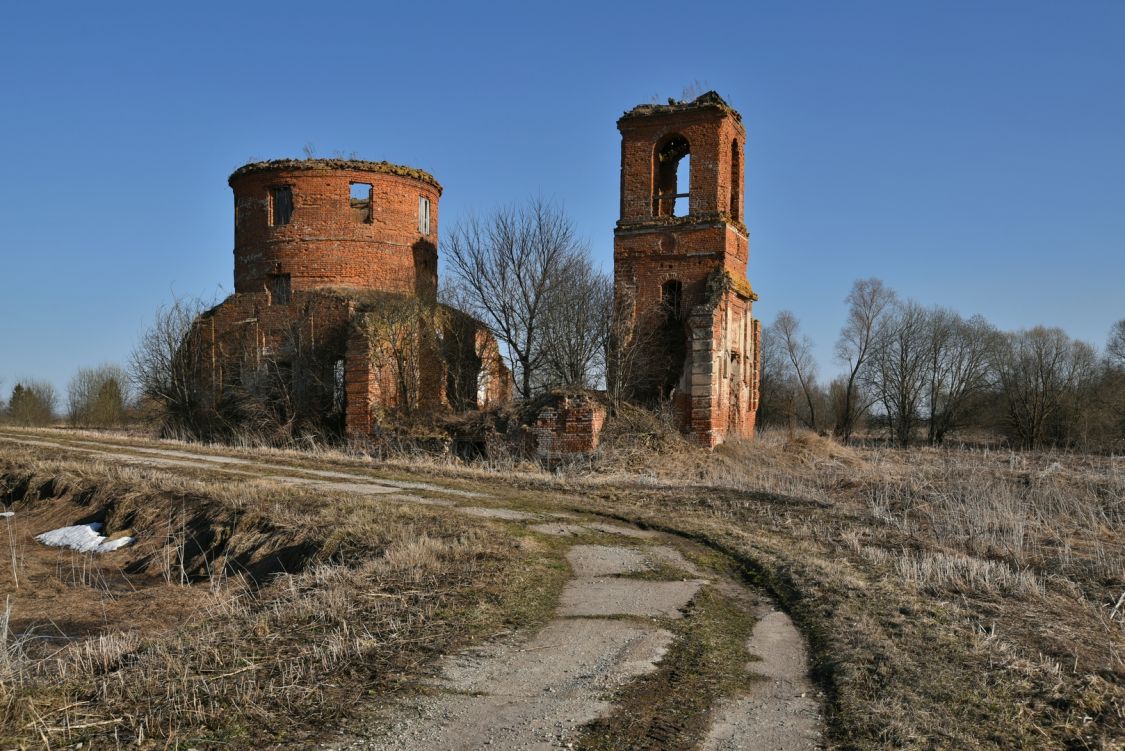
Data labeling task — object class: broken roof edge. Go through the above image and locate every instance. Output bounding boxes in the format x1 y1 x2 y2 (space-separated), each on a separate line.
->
229 158 442 192
619 91 741 124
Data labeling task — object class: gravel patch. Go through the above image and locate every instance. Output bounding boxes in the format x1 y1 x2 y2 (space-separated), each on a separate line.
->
557 577 705 619
567 544 651 576
584 522 657 538
529 522 590 537
700 610 823 750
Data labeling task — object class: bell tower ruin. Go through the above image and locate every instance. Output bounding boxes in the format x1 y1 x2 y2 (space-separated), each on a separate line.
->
613 92 760 447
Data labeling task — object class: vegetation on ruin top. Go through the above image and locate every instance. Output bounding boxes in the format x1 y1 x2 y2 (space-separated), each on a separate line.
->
619 90 741 122
228 158 442 190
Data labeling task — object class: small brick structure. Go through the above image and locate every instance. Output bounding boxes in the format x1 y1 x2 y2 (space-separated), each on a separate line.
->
189 159 511 438
613 92 761 447
533 394 607 458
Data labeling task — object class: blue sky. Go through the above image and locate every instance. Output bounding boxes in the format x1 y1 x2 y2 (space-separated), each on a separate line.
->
1 0 1122 398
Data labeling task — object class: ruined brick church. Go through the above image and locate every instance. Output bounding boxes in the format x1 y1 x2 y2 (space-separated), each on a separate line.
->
188 160 511 437
187 91 758 448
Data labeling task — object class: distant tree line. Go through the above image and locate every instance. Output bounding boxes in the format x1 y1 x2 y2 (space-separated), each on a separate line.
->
760 278 1125 451
1 364 130 428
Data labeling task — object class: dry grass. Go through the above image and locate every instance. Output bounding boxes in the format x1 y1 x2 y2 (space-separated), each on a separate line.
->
2 425 1122 748
564 431 1124 749
0 446 565 748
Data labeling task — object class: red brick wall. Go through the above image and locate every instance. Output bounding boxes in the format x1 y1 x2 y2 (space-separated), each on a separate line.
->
191 290 355 430
613 94 760 447
229 160 441 299
184 159 513 441
617 100 746 226
534 395 606 456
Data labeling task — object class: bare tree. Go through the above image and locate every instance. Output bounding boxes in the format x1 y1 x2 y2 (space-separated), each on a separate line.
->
129 296 212 437
538 256 612 391
827 375 854 436
835 278 897 441
67 364 129 427
1108 319 1125 369
444 196 588 399
923 311 996 444
767 311 822 431
993 326 1098 449
864 300 929 447
758 314 795 429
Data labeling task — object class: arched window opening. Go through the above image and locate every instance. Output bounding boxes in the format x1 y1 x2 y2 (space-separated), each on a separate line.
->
654 135 691 217
729 139 741 222
661 279 683 322
675 154 691 216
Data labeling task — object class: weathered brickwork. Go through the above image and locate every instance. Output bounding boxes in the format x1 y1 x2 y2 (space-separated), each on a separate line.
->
190 159 510 439
534 395 607 456
613 92 760 447
230 160 441 299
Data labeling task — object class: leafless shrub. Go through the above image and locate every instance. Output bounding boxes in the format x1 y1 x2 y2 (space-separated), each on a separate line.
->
129 296 213 437
67 364 129 427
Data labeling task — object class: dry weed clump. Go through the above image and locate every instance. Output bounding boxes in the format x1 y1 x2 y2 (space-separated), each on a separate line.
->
892 549 1044 597
0 448 560 748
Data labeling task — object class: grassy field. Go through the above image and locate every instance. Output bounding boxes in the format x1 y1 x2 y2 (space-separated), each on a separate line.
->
1 426 1122 749
566 427 1123 749
0 441 568 749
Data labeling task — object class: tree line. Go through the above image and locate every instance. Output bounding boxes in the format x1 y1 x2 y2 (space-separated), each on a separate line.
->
761 278 1125 450
1 364 130 428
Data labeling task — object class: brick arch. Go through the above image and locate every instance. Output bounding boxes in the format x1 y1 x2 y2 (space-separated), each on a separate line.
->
653 133 691 217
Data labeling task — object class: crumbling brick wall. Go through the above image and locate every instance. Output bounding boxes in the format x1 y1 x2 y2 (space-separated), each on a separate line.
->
185 159 511 440
613 93 760 447
190 291 354 436
534 395 607 457
229 160 441 300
